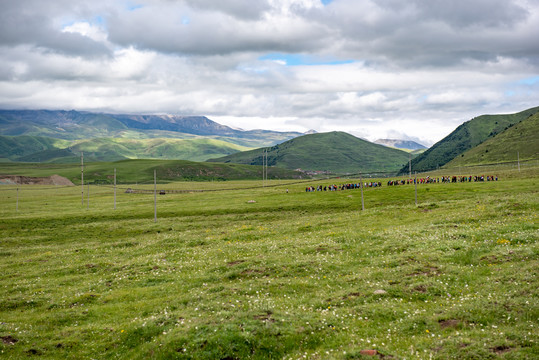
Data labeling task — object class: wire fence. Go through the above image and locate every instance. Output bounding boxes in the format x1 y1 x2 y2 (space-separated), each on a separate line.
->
1 158 537 194
1 158 537 221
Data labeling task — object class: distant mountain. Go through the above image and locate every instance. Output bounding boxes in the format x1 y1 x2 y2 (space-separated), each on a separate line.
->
208 131 410 174
398 106 539 174
0 109 303 145
0 109 307 163
0 135 252 163
445 111 539 167
374 139 427 151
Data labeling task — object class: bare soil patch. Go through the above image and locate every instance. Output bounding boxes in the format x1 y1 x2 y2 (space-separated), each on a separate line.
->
0 174 74 186
1 335 18 345
439 319 460 329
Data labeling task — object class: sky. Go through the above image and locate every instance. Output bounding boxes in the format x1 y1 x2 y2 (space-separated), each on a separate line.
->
0 0 538 146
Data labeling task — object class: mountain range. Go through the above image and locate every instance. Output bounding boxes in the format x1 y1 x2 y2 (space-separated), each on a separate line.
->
0 110 303 143
374 139 427 151
1 106 538 178
0 110 303 162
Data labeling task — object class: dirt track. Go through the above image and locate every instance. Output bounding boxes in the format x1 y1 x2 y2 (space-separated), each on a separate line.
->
0 174 74 186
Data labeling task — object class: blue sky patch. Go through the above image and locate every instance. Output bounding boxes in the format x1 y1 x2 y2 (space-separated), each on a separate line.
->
518 76 539 85
94 16 105 25
127 2 143 11
259 53 353 66
321 0 334 5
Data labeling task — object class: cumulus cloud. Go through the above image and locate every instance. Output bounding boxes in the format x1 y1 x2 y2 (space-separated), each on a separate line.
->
0 0 112 57
0 0 538 143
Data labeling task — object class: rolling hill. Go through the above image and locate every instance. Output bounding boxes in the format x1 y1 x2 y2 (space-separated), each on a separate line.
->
0 135 70 162
208 131 410 174
0 109 308 163
0 136 252 163
398 106 539 174
445 111 539 167
0 110 303 146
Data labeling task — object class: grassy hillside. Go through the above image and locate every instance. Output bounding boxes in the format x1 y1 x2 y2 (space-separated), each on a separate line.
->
445 112 539 167
209 131 410 174
399 106 539 174
0 136 252 163
0 167 537 359
69 138 251 163
0 159 304 184
0 110 302 148
0 136 70 160
0 111 129 139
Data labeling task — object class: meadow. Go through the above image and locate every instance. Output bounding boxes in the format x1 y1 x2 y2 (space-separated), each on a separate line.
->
0 165 537 359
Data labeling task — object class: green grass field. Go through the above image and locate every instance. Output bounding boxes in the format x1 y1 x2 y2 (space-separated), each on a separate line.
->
0 159 303 184
0 166 537 359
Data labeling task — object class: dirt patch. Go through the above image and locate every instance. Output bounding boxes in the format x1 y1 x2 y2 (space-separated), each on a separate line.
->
254 310 275 322
1 335 18 345
227 260 246 267
0 174 74 186
439 319 460 329
491 345 512 354
357 349 395 358
407 266 440 277
343 292 362 300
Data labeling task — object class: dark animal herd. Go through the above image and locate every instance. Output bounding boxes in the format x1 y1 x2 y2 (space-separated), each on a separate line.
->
306 175 498 192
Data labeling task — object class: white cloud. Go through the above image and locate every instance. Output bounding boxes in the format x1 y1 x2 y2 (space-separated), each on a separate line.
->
0 0 537 144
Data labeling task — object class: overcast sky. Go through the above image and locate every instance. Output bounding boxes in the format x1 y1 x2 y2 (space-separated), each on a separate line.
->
1 0 538 145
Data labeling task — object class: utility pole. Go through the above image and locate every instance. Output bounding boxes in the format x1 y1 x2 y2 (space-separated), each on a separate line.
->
263 149 268 187
154 169 157 223
114 168 116 210
414 172 418 206
81 152 84 205
409 154 411 178
360 171 365 211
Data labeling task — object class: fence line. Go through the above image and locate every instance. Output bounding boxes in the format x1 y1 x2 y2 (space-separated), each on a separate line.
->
1 158 537 195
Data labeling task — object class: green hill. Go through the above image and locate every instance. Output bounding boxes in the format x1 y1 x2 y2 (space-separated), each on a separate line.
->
0 135 70 160
399 106 539 174
445 112 539 167
0 136 252 163
208 131 410 174
0 110 302 147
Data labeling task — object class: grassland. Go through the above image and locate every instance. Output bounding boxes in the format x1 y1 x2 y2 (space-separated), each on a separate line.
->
0 165 537 359
0 159 304 184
